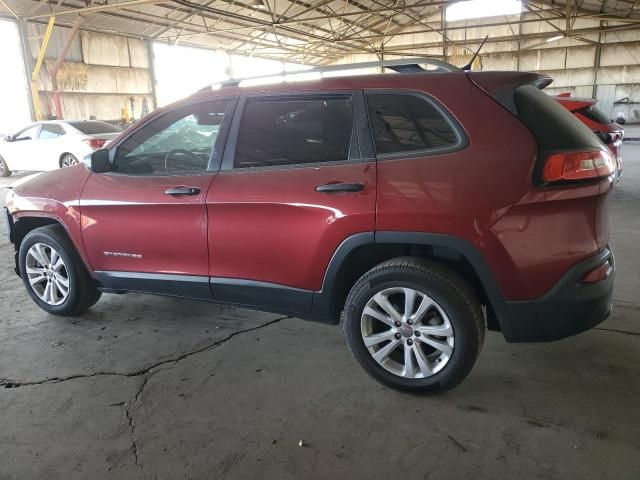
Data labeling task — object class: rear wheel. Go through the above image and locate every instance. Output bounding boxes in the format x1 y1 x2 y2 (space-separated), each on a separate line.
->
60 153 79 168
0 155 12 177
19 225 101 315
342 257 484 393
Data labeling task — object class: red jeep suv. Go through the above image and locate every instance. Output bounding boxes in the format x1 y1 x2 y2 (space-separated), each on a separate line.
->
4 61 616 393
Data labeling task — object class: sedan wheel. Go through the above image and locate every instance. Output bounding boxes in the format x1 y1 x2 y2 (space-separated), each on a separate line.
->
25 243 70 306
61 154 79 168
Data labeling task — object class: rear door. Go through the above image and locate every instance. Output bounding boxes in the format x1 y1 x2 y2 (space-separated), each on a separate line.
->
36 123 66 169
206 91 376 314
80 97 235 295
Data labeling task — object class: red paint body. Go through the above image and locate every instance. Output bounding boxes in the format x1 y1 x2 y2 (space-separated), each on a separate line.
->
5 71 612 307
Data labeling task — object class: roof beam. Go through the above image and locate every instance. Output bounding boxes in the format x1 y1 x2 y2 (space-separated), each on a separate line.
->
28 0 170 19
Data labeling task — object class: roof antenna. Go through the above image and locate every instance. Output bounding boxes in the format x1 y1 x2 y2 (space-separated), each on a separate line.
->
461 36 488 71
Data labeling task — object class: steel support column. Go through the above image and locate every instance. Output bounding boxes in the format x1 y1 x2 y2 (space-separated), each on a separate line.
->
146 39 159 110
17 19 36 121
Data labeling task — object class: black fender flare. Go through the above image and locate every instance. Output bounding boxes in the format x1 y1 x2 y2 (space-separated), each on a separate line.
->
311 231 516 341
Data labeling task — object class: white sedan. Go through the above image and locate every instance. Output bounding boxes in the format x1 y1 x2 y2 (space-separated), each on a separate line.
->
0 120 122 176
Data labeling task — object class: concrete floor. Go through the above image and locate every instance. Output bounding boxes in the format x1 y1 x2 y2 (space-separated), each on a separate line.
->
1 147 639 480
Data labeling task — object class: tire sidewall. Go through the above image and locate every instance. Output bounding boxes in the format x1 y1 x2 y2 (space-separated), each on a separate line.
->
344 268 480 393
19 229 83 315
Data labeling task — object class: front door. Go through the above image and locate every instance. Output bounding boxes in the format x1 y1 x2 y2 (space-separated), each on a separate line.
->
81 97 234 297
3 124 41 171
206 91 376 314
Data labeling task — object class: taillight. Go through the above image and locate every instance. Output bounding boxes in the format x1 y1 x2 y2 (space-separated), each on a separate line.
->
84 138 106 149
542 149 615 183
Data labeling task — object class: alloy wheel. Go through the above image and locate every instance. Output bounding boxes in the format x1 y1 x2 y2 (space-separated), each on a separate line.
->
360 287 454 379
61 155 78 167
25 243 70 306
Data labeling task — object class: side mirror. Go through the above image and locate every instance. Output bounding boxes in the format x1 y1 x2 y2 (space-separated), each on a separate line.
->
90 149 111 173
3 135 12 142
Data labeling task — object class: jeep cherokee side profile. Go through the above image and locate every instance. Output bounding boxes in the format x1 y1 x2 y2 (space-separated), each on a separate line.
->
4 61 615 393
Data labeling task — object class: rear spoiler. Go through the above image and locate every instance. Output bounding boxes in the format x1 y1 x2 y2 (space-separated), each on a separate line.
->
467 71 552 116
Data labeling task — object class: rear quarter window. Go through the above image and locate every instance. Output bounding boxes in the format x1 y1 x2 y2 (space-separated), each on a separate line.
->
68 121 121 135
365 93 463 157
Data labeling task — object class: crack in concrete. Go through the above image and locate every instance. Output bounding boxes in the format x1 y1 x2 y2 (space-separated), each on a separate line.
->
124 387 147 480
593 326 640 336
1 316 289 479
0 316 289 389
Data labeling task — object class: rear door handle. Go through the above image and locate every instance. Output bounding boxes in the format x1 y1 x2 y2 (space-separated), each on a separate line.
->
164 186 201 196
315 182 364 193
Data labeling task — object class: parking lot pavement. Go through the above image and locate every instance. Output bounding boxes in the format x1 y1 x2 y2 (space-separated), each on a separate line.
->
1 152 639 479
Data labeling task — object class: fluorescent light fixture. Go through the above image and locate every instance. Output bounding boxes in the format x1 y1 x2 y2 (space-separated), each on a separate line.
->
546 35 564 43
249 0 267 9
447 0 521 22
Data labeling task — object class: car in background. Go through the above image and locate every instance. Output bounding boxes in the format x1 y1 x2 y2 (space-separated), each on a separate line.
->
0 120 122 177
555 95 624 178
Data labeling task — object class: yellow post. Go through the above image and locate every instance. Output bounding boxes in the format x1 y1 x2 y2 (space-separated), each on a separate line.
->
31 16 55 120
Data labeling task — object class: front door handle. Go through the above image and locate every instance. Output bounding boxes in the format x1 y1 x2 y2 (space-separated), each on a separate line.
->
164 186 201 196
315 182 364 193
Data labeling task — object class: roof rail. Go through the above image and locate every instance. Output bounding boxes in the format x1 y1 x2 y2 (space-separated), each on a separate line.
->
211 57 461 89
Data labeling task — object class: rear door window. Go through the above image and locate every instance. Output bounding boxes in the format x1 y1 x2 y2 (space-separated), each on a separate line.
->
233 96 354 169
39 124 65 139
366 93 462 157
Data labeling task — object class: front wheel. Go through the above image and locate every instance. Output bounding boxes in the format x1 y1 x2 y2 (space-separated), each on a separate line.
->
19 225 101 316
342 257 485 393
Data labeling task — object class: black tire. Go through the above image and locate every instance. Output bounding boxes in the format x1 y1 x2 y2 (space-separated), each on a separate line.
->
87 289 103 308
0 155 12 177
19 225 101 316
342 257 485 394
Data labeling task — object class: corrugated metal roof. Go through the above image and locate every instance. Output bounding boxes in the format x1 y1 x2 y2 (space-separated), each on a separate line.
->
2 0 639 63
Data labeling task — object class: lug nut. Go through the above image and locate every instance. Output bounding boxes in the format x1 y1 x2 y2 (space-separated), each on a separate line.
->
407 320 413 325
395 333 401 339
414 330 421 337
407 339 413 346
395 321 401 327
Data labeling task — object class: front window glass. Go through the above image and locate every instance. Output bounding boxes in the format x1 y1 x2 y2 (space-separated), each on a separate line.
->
114 100 229 175
15 125 39 141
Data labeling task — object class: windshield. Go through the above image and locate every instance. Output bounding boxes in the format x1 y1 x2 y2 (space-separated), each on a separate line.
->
68 121 121 135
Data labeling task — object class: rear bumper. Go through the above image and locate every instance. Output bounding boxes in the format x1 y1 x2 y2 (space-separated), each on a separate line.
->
504 248 614 342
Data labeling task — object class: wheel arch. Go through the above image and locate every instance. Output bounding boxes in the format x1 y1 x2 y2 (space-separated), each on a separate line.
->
10 215 92 278
312 232 515 340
